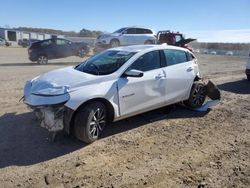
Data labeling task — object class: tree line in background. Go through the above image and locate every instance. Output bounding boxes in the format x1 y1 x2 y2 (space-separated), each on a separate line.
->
191 41 250 51
15 27 103 38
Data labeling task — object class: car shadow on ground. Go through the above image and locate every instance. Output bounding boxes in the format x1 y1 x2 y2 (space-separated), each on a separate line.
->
218 79 250 94
0 62 80 67
0 106 209 168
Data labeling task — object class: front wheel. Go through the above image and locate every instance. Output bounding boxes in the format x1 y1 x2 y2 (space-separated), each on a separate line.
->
37 55 48 64
185 81 207 108
73 102 107 143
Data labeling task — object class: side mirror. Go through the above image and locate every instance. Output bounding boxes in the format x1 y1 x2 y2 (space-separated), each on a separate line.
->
123 69 144 78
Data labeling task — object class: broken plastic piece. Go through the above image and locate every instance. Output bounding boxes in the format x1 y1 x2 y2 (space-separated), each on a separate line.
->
194 99 220 112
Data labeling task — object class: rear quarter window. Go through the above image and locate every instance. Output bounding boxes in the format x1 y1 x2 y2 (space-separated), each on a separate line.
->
163 49 188 66
186 52 195 61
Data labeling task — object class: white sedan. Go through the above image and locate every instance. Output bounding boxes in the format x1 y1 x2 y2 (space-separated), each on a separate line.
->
24 45 209 143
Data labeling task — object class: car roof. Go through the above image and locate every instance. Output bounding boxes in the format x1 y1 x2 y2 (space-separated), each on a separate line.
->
109 44 188 53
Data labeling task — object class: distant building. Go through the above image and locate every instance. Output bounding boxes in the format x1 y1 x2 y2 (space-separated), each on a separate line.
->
0 28 64 45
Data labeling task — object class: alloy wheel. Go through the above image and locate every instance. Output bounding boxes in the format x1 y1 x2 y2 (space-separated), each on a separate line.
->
89 108 106 138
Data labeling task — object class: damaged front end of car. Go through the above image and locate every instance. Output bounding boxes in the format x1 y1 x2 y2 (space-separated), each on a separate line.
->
23 78 73 134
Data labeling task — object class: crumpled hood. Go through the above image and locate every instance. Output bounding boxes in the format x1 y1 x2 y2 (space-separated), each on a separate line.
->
30 66 101 94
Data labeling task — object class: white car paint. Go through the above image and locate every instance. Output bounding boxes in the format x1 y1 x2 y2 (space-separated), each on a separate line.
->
24 44 200 131
95 27 156 46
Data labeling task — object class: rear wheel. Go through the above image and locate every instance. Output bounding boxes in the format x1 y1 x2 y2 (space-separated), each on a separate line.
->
74 102 107 143
78 48 86 58
110 39 120 47
37 55 48 64
185 81 207 108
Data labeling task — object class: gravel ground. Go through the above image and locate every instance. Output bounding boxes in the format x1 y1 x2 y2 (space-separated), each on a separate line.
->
0 47 249 188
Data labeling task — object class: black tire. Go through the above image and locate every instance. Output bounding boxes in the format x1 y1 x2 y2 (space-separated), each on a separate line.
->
73 101 107 143
110 39 120 47
185 81 207 108
77 48 86 58
247 75 250 81
37 55 48 64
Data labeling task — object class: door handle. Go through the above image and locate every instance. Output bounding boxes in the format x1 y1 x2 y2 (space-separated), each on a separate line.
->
186 67 194 72
155 74 165 79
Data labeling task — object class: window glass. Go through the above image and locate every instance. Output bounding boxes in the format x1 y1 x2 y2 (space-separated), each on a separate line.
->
135 28 144 34
56 39 67 45
175 35 182 43
126 28 136 34
186 52 195 61
75 50 136 75
41 40 52 47
135 28 153 34
163 49 187 66
113 28 127 33
144 29 153 34
129 51 161 72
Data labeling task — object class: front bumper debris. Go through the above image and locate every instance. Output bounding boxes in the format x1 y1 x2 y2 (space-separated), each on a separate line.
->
30 105 65 132
194 80 221 112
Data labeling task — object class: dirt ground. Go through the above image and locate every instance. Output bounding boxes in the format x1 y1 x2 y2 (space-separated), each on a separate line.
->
0 47 249 188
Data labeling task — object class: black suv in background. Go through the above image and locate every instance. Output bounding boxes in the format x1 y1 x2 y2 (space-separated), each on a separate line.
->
28 38 90 64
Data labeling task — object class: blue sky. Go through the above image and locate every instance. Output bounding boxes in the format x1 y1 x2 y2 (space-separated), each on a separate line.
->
1 0 250 42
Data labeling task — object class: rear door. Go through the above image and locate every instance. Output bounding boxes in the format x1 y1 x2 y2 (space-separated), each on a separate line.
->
120 28 137 45
40 39 56 59
54 39 73 58
162 49 197 104
117 50 167 116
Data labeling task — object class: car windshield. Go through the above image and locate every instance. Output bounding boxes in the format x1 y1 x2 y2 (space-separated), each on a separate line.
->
75 50 136 75
113 28 127 33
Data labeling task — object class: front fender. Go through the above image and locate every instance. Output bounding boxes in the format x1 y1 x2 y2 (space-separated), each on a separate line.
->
64 81 119 118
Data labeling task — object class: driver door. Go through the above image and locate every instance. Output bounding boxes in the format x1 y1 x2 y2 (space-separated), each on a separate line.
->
117 50 167 116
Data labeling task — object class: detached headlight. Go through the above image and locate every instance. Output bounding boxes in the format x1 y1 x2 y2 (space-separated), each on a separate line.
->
32 86 69 96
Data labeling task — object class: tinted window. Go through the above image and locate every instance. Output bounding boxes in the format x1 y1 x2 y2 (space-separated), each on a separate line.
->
186 52 195 61
41 40 53 47
126 28 136 34
163 49 187 66
113 28 127 33
129 51 161 72
136 28 153 34
56 39 69 45
144 29 153 34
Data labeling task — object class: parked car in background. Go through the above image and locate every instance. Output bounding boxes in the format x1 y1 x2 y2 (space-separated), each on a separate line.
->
203 49 209 54
226 51 233 56
95 26 156 48
28 38 90 64
18 39 40 48
210 51 217 55
246 53 250 80
23 44 218 143
193 49 200 53
0 37 11 46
